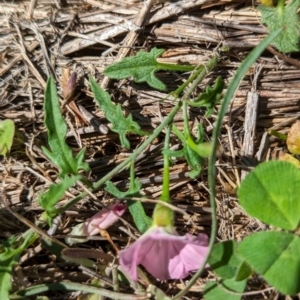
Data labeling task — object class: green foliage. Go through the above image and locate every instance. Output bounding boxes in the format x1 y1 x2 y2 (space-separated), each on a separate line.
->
42 77 90 177
0 119 15 156
208 241 251 281
38 175 82 224
104 47 195 91
238 160 300 230
0 232 35 299
204 278 247 300
105 180 152 234
259 0 300 53
186 76 224 116
104 48 166 90
166 125 202 179
89 77 148 149
238 231 300 295
238 160 300 295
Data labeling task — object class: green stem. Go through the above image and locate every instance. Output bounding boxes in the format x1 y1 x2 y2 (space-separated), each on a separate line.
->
277 0 285 9
173 56 219 99
11 282 147 300
153 125 174 227
57 101 182 213
268 129 287 141
173 27 283 300
160 125 171 203
156 62 195 72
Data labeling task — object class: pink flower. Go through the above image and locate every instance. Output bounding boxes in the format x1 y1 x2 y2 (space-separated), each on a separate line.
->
119 226 209 280
66 201 126 245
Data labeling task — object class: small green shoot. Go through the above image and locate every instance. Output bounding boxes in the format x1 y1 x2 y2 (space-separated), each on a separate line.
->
0 232 35 299
42 77 90 177
0 119 15 156
259 0 300 53
38 175 82 225
167 124 204 179
186 76 224 116
104 47 195 91
89 77 148 149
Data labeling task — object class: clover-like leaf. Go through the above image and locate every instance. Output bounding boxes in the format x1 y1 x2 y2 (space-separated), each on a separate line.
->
208 240 252 281
238 160 300 230
259 0 300 53
238 231 300 295
204 278 247 300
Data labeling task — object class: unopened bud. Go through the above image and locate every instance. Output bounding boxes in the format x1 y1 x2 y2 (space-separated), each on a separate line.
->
63 72 77 100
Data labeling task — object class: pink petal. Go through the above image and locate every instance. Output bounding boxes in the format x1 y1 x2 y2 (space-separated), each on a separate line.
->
86 202 127 235
66 201 126 245
119 227 209 280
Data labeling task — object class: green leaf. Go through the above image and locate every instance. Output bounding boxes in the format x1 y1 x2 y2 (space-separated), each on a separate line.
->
0 232 35 299
105 181 152 233
238 160 300 230
186 76 224 116
238 231 300 295
204 278 247 300
258 0 300 53
38 175 82 223
89 77 148 149
0 119 15 156
208 240 252 281
42 77 90 177
104 48 167 90
168 124 209 179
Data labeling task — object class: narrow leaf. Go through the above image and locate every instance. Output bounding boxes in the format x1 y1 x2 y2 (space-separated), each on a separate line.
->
89 77 148 149
43 77 90 177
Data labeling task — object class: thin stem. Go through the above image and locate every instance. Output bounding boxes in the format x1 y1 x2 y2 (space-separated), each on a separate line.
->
182 56 219 101
277 0 285 9
57 101 182 213
160 125 171 202
11 282 148 300
173 28 283 300
156 62 195 72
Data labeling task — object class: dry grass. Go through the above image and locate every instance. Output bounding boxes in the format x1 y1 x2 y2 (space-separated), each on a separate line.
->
1 0 300 299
